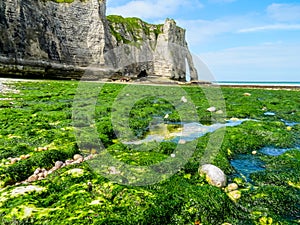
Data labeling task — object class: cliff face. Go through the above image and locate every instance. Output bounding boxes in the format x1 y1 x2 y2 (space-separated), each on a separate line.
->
0 0 197 81
107 16 198 81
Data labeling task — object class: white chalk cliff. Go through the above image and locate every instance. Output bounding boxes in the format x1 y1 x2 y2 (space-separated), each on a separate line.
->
0 0 197 81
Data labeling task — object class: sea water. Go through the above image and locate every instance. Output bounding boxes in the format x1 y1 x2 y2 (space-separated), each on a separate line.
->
214 81 300 87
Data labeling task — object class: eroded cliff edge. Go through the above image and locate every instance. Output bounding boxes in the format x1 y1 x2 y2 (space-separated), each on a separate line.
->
0 0 198 81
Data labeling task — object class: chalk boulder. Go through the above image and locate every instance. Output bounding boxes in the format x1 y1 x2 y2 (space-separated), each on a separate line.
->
199 164 227 188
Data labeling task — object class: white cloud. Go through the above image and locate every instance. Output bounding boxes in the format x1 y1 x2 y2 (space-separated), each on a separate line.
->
176 15 256 46
267 3 300 22
106 0 203 20
238 24 300 33
199 43 300 81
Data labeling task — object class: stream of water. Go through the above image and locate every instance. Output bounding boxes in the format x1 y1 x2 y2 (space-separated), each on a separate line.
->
123 118 249 145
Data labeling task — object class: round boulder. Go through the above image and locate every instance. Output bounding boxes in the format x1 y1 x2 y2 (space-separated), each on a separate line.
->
73 154 83 161
55 161 64 169
199 164 227 188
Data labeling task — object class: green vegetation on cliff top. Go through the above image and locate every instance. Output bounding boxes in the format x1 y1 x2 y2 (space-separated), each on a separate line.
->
107 15 163 44
0 81 299 224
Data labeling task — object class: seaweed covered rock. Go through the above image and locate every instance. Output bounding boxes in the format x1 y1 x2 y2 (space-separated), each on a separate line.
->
199 164 227 188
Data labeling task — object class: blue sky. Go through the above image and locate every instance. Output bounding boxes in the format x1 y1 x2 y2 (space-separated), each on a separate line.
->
107 0 300 81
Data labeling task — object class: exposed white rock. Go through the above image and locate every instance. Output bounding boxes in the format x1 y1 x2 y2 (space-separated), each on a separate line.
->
27 175 38 182
207 107 216 112
54 161 64 169
11 185 45 197
73 154 84 161
199 164 227 188
65 159 74 165
227 183 239 192
181 96 188 103
228 190 241 201
33 168 41 175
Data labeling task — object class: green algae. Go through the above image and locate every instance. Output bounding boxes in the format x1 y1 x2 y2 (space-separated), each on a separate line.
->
0 81 299 224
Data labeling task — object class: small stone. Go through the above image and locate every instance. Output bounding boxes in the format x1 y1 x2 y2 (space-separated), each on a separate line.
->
243 93 251 96
216 110 223 114
252 150 257 155
227 183 238 192
65 159 74 165
87 181 93 192
28 175 38 182
33 168 41 175
228 190 241 201
37 146 48 152
164 114 169 119
207 106 216 112
170 153 176 158
55 161 64 168
84 155 93 161
199 164 227 188
10 158 18 164
181 96 187 103
73 158 83 164
43 171 48 178
73 154 83 161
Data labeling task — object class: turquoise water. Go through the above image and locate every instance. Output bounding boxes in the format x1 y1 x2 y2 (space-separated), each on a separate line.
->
214 81 300 86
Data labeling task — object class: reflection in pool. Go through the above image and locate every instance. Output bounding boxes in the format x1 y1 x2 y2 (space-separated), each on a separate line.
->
123 118 249 145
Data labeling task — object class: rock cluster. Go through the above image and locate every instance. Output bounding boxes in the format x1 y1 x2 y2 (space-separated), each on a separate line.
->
225 183 241 201
15 153 96 185
8 154 31 165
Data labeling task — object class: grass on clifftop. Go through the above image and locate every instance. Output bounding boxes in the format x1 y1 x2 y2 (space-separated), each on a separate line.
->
107 15 163 44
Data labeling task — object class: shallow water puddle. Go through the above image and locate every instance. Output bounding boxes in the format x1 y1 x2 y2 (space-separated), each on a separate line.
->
231 146 300 180
260 146 300 156
230 155 265 180
280 119 300 127
264 111 276 116
123 119 249 144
